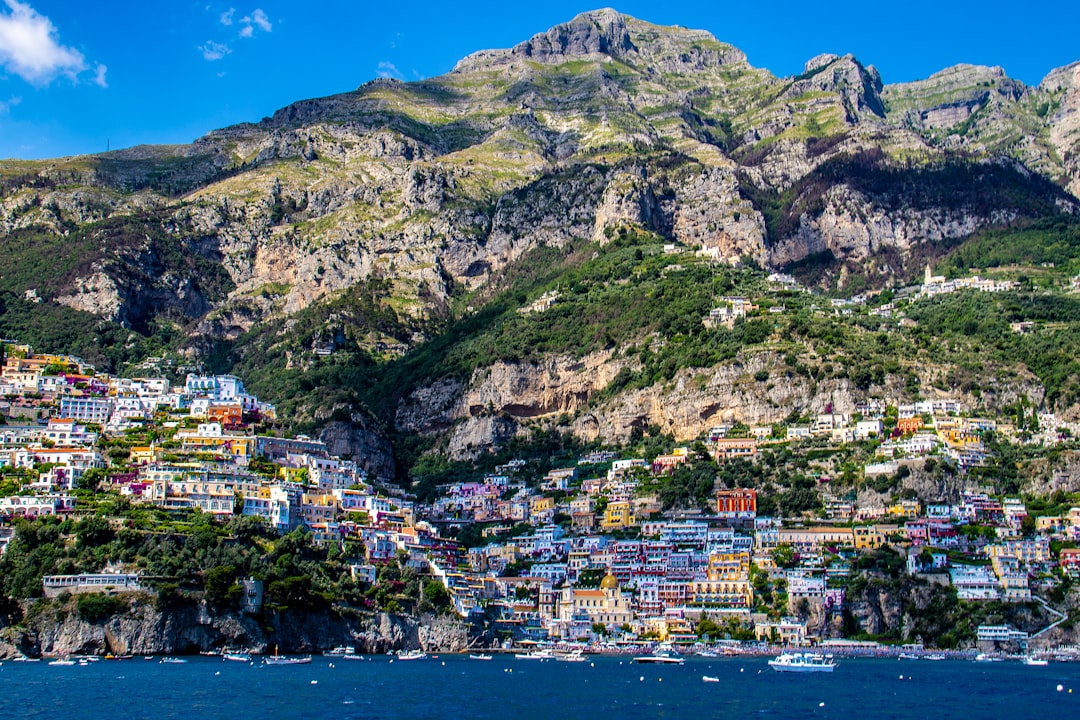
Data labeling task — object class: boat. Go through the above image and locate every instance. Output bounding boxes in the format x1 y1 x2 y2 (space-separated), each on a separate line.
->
556 649 588 662
160 657 188 664
469 653 493 660
47 658 76 666
396 650 428 661
264 654 312 665
899 652 921 660
698 650 719 658
974 653 1003 663
1023 656 1050 666
264 655 312 665
924 653 946 661
326 645 358 657
768 652 837 673
702 675 720 683
634 653 685 665
223 652 252 662
514 649 555 660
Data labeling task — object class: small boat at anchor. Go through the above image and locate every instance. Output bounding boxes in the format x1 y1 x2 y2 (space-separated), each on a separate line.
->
634 652 684 665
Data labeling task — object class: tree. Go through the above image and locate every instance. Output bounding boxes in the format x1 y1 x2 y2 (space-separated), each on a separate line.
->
773 543 797 569
204 564 242 606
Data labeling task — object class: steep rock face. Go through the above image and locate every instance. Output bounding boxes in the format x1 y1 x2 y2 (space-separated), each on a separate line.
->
1043 61 1080 198
511 9 638 63
398 345 1046 456
768 184 998 268
786 54 885 121
884 64 1022 131
0 597 477 658
846 578 906 637
320 420 397 482
594 167 662 242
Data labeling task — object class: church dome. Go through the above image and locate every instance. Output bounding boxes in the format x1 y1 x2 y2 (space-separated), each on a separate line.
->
600 572 619 590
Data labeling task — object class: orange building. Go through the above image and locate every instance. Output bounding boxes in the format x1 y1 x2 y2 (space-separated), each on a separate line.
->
717 488 757 517
207 402 244 426
896 417 923 434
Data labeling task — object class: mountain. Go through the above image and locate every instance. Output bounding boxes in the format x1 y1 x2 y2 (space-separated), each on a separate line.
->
2 9 1080 480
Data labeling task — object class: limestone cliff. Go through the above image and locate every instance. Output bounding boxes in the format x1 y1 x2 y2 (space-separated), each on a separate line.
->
0 596 480 658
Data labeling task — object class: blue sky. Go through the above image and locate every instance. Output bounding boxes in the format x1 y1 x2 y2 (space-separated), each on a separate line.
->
1 0 1077 160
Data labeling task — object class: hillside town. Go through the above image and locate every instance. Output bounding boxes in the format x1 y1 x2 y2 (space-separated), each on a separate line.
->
2 340 1080 652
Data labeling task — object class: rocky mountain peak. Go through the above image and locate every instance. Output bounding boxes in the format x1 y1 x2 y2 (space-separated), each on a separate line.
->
787 52 885 120
510 8 637 63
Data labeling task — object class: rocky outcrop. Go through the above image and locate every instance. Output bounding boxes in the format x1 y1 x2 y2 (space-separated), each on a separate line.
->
320 419 396 482
0 596 479 658
1042 61 1080 198
511 9 638 63
786 54 885 121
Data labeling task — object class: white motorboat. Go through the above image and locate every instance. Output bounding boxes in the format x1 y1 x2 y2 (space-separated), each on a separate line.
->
264 654 312 665
396 650 427 661
768 652 836 673
634 653 685 665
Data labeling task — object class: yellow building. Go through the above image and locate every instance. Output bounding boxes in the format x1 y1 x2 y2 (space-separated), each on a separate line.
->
853 525 884 549
886 499 921 519
601 500 636 530
691 551 753 608
128 445 160 464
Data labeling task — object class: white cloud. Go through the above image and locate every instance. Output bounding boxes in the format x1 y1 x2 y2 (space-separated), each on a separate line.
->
0 0 94 85
92 62 106 88
376 61 403 80
198 40 231 61
0 95 21 113
220 8 235 26
238 8 271 37
251 9 271 32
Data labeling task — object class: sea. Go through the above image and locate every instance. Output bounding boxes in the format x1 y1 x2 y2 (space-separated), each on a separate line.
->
1 654 1077 720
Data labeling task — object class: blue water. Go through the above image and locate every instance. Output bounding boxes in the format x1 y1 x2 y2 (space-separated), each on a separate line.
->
1 655 1078 720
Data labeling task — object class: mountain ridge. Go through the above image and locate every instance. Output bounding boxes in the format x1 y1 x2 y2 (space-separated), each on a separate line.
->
2 9 1080 475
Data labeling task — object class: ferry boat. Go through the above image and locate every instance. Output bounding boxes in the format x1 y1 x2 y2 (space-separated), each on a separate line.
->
633 652 685 665
768 652 837 673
